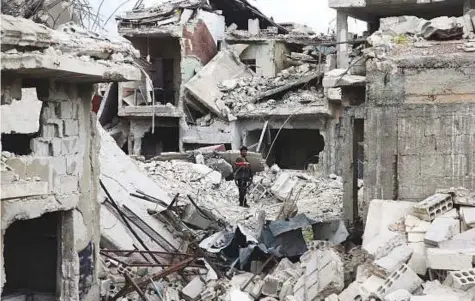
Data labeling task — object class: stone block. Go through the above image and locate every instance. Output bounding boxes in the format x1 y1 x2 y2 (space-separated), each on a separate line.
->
30 138 51 156
58 101 78 119
372 245 413 277
182 276 205 300
56 175 78 194
327 87 342 101
50 138 62 156
450 227 475 242
42 102 58 119
413 193 453 221
424 217 460 246
461 207 475 227
43 118 64 138
63 119 80 137
374 265 422 298
421 280 472 301
426 248 473 270
262 275 280 298
443 269 475 291
363 232 407 260
407 242 427 276
384 289 411 301
62 137 79 155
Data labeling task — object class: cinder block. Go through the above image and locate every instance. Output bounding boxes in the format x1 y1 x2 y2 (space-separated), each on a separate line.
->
325 294 339 301
61 137 79 155
363 232 407 260
372 245 413 277
42 102 58 119
426 248 473 270
443 269 475 291
360 275 385 298
43 118 63 138
182 276 205 300
413 193 453 221
327 87 342 101
424 217 460 246
30 138 51 156
374 265 422 298
63 119 79 137
50 138 62 156
58 101 78 119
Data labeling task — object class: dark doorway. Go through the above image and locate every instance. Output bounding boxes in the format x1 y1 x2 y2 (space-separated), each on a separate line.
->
265 129 325 170
2 212 60 297
141 126 179 159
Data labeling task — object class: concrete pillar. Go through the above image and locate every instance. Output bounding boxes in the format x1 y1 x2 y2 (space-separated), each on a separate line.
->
133 137 142 156
336 11 349 69
230 120 241 150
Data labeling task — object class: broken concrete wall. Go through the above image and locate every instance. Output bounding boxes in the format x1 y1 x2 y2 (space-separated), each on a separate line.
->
183 19 218 66
1 88 42 134
236 41 290 77
365 53 475 204
235 114 339 171
1 81 101 301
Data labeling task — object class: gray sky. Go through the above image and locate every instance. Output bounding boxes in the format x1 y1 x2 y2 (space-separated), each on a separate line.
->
91 0 366 35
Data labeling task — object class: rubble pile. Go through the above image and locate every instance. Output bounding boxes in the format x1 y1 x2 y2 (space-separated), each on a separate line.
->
1 14 139 64
138 158 347 231
366 12 475 56
335 187 475 301
218 64 324 114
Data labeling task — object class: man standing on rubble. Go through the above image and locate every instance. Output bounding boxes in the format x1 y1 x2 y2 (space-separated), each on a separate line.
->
234 146 253 207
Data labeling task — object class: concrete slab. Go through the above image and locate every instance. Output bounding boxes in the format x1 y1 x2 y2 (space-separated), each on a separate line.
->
363 199 414 247
372 245 413 277
182 276 205 300
1 181 49 199
426 248 474 270
424 217 460 246
1 53 141 83
364 231 407 260
185 50 253 117
461 207 475 227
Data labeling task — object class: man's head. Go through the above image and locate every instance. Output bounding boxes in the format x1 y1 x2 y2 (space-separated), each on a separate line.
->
240 146 248 158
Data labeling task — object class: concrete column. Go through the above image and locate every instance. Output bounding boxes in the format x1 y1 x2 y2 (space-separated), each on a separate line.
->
133 137 142 156
230 120 241 150
336 10 349 69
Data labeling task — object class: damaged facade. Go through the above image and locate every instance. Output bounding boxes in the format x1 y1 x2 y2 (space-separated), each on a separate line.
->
3 0 475 300
0 15 140 300
103 0 344 174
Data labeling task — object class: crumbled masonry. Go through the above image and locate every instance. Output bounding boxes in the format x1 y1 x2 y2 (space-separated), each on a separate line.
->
2 0 475 300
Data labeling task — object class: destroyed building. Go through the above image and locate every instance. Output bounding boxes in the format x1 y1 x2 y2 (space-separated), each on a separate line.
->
325 0 475 225
105 0 349 173
0 15 141 300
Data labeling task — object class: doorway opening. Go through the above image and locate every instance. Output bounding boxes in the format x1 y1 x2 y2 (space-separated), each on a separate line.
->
2 212 60 297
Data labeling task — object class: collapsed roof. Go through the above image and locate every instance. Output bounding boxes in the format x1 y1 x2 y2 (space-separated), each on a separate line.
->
116 0 289 33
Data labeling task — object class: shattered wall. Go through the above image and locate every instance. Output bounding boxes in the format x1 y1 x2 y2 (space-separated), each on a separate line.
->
365 53 475 204
1 81 101 300
236 41 290 77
